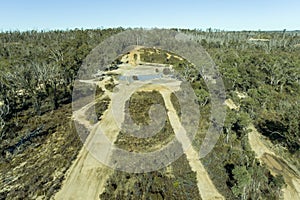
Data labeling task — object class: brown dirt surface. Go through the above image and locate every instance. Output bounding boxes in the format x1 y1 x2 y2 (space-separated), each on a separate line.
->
248 124 300 200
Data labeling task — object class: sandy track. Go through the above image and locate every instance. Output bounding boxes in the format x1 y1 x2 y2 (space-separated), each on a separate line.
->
54 79 119 200
54 102 119 200
248 124 300 200
161 90 224 200
54 146 113 200
224 99 300 199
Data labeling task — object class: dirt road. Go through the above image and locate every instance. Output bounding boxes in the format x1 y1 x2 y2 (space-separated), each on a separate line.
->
248 124 300 200
54 102 120 200
161 90 224 200
224 98 300 199
55 79 119 200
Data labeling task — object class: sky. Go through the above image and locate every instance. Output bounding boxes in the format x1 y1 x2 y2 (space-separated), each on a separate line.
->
0 0 299 32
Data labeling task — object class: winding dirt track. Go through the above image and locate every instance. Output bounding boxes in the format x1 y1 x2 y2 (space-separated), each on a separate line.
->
248 124 300 200
224 99 300 199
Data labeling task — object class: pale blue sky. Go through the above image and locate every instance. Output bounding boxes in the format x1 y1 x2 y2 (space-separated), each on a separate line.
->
1 0 299 31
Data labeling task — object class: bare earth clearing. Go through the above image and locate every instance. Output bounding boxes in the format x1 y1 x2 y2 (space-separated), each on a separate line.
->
55 51 224 199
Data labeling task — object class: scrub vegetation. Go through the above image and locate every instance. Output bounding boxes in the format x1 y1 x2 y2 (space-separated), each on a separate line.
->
0 28 299 199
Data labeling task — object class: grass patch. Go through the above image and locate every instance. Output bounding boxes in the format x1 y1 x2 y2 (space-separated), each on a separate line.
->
104 78 116 92
95 96 110 120
114 90 175 153
128 91 163 125
139 48 194 70
95 85 105 98
100 153 200 200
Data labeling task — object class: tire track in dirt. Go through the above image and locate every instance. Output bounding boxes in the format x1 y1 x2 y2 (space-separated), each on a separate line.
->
161 90 224 200
54 80 119 200
224 98 300 199
54 102 120 200
248 124 300 200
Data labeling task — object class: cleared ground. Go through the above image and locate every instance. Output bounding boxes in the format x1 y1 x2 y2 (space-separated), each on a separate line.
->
55 52 224 199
